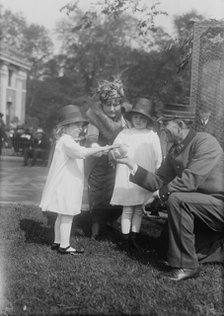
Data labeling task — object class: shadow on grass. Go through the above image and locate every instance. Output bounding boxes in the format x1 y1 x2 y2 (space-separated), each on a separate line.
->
19 218 53 246
19 211 93 247
19 210 169 272
72 211 170 272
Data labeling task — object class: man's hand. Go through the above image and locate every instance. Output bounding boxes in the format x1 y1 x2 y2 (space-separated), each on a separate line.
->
109 143 129 160
115 157 136 171
143 191 160 206
143 195 156 206
152 190 160 200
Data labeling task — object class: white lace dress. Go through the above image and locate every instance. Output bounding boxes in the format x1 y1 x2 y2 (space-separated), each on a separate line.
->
40 135 88 216
110 128 162 206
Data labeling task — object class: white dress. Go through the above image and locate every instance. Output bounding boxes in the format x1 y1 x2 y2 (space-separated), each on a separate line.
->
40 135 89 216
110 128 162 206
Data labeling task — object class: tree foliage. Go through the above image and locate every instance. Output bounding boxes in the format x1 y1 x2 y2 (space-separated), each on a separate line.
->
0 7 53 76
1 3 205 133
61 0 168 35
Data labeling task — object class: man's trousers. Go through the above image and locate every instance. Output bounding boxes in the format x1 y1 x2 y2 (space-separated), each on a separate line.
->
167 192 224 268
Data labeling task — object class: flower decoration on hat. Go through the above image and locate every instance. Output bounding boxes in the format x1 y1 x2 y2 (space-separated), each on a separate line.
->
96 79 125 103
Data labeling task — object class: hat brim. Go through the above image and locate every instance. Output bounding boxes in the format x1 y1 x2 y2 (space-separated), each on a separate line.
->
157 114 195 122
125 110 154 122
58 117 89 127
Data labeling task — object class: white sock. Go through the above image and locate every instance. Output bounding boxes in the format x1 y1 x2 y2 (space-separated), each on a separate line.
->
59 215 74 248
131 205 143 233
54 214 61 244
121 206 134 234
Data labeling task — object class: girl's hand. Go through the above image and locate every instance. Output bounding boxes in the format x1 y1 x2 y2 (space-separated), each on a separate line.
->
91 143 121 157
100 143 123 153
115 157 136 170
109 143 129 159
91 143 104 157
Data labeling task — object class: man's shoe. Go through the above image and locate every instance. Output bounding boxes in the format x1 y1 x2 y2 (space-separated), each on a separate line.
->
159 267 199 281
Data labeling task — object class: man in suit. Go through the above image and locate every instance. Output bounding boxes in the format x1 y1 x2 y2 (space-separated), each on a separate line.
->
0 112 10 155
116 103 224 281
24 128 50 166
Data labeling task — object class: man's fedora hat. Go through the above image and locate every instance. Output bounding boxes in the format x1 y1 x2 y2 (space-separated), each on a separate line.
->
58 105 89 126
36 128 44 134
159 103 196 121
126 98 154 122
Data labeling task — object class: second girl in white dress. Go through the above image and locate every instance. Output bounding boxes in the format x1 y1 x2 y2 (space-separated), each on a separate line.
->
110 98 162 251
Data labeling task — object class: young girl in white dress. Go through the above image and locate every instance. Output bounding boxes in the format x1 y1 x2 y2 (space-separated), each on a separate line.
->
110 98 162 250
40 105 118 255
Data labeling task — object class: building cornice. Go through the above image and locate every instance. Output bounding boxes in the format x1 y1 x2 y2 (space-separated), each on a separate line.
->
0 44 32 71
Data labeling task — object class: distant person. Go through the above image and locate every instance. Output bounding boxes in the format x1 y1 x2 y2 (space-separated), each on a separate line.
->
0 113 10 155
23 128 50 166
40 104 119 255
116 103 224 281
110 98 162 251
12 126 27 155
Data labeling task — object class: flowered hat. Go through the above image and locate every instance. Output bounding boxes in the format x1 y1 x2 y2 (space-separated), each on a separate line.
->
96 79 125 103
58 105 89 126
126 98 154 122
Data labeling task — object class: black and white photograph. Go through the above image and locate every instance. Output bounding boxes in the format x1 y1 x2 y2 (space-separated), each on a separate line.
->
0 0 224 315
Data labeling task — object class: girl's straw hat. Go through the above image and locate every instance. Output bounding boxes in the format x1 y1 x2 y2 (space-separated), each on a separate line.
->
58 105 89 126
125 98 154 122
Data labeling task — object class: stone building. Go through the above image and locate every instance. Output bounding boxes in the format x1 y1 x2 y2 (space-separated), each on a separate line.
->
0 44 31 128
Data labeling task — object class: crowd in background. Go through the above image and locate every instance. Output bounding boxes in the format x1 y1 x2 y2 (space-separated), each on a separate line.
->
0 121 51 166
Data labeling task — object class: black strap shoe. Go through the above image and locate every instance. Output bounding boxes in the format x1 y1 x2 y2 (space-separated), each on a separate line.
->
58 245 84 255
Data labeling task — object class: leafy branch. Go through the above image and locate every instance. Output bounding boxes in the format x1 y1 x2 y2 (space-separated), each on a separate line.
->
60 0 167 35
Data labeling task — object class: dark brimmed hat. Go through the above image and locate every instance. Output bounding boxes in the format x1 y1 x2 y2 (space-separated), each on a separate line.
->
58 105 89 127
158 103 196 121
126 98 154 122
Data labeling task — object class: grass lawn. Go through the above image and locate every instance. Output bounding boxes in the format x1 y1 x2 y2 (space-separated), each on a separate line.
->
0 205 223 316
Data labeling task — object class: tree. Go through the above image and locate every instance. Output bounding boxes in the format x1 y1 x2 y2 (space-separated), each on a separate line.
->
0 6 54 130
55 12 139 93
61 0 167 36
173 10 204 72
0 7 53 77
123 11 206 110
0 8 26 48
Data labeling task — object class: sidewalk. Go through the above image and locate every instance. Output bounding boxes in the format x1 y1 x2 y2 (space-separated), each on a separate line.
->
0 156 166 224
0 156 47 206
0 155 89 209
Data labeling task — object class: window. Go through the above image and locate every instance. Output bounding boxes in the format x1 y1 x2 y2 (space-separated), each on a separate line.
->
8 69 13 87
6 102 12 127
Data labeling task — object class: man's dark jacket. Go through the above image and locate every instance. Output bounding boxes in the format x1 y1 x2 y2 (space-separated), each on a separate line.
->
130 130 224 263
131 130 224 202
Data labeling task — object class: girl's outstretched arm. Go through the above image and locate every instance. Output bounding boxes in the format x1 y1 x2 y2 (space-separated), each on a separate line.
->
63 135 120 159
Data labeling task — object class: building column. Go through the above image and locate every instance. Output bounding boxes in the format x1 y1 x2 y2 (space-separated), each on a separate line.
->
0 64 8 121
16 70 27 124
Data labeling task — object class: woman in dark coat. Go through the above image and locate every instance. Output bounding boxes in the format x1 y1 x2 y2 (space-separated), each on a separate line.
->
85 79 129 239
